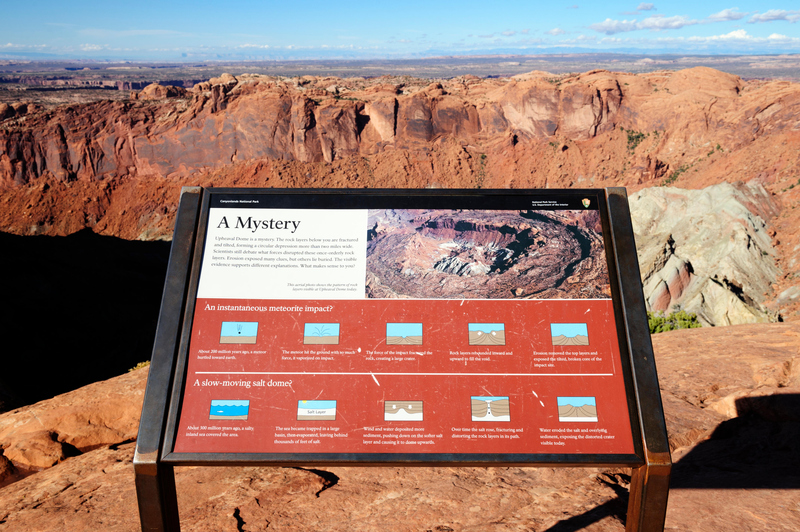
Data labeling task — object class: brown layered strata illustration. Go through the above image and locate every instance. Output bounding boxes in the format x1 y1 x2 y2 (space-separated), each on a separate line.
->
386 323 423 345
557 397 598 422
384 400 424 421
469 323 506 345
219 321 258 344
550 323 589 345
471 396 511 421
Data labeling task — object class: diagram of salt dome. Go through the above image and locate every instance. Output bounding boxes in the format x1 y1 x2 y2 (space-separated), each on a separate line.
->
297 400 337 420
386 323 423 345
469 323 506 345
557 397 598 422
384 400 424 421
209 400 250 420
219 322 258 344
550 323 589 346
471 396 511 422
303 323 340 345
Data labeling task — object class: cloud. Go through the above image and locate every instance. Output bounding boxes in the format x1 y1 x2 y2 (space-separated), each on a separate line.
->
639 14 698 30
748 10 800 23
637 3 656 11
478 34 495 39
237 44 270 49
567 5 578 9
547 28 566 36
2 43 47 49
79 28 189 38
80 44 105 51
590 14 697 34
502 30 517 36
590 18 639 34
707 8 747 22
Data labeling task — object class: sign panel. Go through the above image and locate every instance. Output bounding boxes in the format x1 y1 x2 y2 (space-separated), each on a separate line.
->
168 190 639 462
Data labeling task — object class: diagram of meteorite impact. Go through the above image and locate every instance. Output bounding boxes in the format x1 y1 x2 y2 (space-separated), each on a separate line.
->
550 323 589 346
297 400 337 420
386 322 423 345
209 400 250 420
468 323 506 345
303 323 340 345
219 322 258 344
471 396 511 422
557 397 598 422
384 400 424 421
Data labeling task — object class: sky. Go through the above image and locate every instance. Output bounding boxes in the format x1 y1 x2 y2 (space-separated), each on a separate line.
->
3 1 800 61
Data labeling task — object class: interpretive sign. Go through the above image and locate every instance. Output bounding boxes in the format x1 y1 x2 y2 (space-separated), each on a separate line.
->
134 188 671 532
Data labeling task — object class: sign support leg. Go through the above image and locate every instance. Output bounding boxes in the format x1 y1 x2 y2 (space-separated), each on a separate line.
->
626 462 671 532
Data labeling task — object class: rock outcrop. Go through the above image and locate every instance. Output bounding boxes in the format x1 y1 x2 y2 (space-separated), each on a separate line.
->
1 67 799 321
630 182 781 326
1 322 798 530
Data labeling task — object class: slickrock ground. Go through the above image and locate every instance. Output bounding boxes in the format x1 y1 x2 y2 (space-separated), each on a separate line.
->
1 322 798 531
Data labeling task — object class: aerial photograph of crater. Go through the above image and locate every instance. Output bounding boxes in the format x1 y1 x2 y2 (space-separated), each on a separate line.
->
366 209 610 299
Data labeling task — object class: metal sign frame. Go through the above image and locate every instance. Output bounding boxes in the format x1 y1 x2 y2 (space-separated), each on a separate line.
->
134 187 670 532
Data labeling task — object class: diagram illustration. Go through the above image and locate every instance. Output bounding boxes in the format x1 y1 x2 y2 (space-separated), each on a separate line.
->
550 323 589 346
557 397 598 422
471 396 511 422
297 400 337 420
384 400 424 421
386 322 423 345
208 400 250 420
468 323 506 345
219 322 258 344
303 323 340 345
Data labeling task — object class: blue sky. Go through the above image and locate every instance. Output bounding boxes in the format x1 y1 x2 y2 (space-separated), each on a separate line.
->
3 1 800 60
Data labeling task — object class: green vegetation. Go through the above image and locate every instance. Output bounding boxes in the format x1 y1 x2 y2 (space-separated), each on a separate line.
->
474 153 487 188
624 129 646 153
662 163 691 186
648 310 702 334
128 361 151 372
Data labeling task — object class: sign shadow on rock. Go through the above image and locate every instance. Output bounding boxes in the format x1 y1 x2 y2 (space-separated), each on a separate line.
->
671 394 800 490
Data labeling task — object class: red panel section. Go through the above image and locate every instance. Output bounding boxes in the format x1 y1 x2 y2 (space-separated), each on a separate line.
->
174 298 634 455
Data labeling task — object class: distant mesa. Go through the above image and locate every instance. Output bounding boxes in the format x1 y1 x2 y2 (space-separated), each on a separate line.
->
303 323 340 345
550 323 589 346
209 400 249 420
386 322 423 345
384 400 424 421
471 396 511 422
220 321 258 344
469 323 506 345
557 397 598 422
298 400 337 420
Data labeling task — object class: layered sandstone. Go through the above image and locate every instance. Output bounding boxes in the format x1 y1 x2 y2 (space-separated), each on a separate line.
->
1 67 799 320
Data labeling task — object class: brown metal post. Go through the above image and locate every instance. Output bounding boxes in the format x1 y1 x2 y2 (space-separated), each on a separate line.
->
134 187 203 532
605 188 672 532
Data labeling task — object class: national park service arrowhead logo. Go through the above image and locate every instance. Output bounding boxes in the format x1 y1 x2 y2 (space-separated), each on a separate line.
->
581 198 591 208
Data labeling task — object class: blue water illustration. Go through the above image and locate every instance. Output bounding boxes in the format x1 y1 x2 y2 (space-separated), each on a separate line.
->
209 400 250 418
557 397 596 407
472 396 509 402
550 323 588 338
304 323 340 337
386 322 423 337
298 400 337 410
469 323 505 333
220 322 258 337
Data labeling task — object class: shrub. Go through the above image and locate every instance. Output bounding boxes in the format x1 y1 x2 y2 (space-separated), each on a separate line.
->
647 310 702 334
